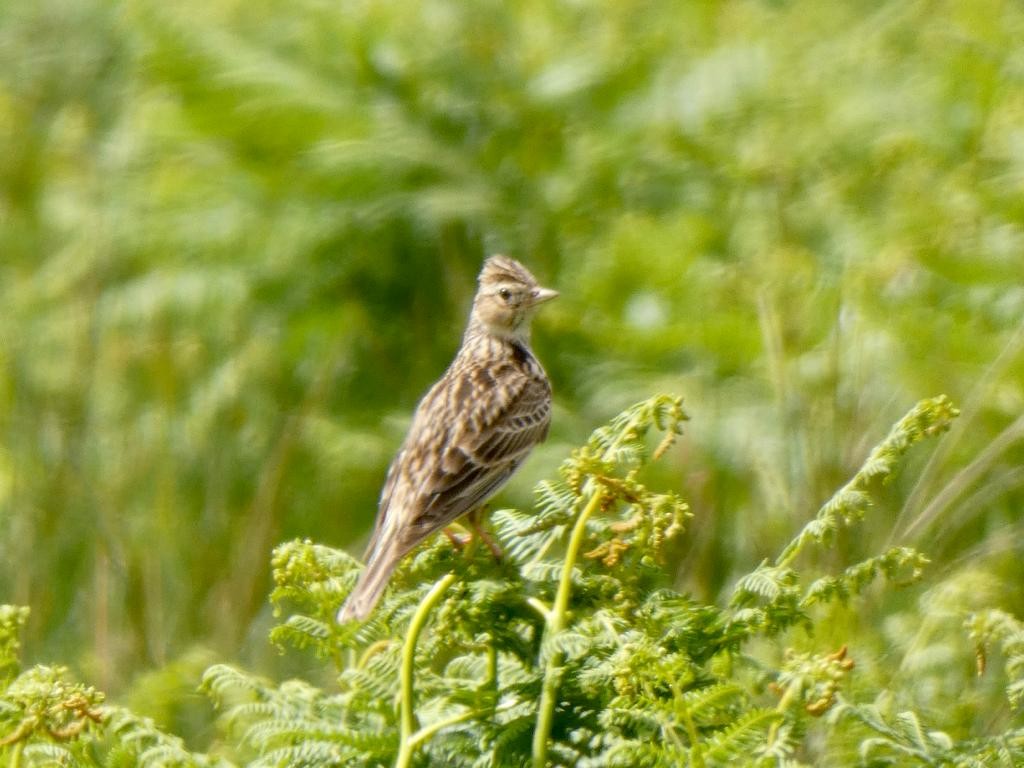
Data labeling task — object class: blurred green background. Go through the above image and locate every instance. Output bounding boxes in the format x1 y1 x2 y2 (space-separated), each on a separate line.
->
2 0 1023 739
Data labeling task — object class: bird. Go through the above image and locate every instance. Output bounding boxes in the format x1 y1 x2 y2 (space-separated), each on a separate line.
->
337 255 558 623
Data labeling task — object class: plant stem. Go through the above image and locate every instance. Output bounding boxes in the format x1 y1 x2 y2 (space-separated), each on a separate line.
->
526 596 552 621
408 708 480 749
531 488 604 768
671 680 705 768
767 677 801 747
394 572 456 768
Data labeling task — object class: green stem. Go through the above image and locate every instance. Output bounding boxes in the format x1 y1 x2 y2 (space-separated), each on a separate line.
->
531 488 604 768
766 677 802 746
11 743 23 768
408 707 480 749
671 680 705 768
485 638 498 701
394 572 456 768
526 596 552 621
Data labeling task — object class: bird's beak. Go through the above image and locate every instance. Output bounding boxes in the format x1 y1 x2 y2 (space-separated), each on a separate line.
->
531 286 559 305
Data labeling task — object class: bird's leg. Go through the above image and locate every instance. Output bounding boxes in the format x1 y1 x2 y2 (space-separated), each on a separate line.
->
466 507 504 562
442 525 471 549
441 511 503 560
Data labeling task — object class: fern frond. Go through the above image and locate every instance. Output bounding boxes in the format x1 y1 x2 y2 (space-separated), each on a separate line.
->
341 650 402 702
595 737 689 767
201 664 271 704
801 547 929 607
702 708 782 764
0 606 29 684
733 564 799 603
966 609 1024 709
682 682 747 725
836 699 958 764
775 395 958 568
20 742 78 765
727 398 957 639
252 740 344 767
270 614 333 653
728 564 807 636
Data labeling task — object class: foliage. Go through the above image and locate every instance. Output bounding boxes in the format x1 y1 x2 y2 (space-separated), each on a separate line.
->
0 614 228 766
731 395 959 637
201 395 1020 766
967 610 1024 711
1 394 1022 765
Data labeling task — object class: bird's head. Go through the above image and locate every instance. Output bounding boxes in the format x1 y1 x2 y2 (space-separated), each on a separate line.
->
471 255 558 341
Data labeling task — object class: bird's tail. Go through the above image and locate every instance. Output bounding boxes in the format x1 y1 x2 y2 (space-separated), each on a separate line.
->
337 541 402 623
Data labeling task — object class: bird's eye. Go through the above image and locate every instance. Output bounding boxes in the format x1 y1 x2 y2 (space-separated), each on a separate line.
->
498 288 512 302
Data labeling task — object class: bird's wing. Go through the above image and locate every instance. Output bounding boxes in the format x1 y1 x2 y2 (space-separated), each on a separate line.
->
407 361 550 542
363 355 550 558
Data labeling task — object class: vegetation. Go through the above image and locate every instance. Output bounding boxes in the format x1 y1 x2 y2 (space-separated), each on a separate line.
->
5 394 1024 765
2 0 1024 764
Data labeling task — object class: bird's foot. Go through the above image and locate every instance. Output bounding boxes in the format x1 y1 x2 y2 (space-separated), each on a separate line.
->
441 510 504 562
443 526 472 549
467 507 504 562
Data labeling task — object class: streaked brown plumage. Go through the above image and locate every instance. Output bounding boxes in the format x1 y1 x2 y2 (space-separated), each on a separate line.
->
337 255 557 622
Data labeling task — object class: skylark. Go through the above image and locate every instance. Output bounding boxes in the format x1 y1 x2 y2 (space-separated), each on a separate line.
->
337 256 557 622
